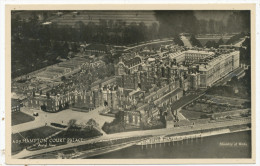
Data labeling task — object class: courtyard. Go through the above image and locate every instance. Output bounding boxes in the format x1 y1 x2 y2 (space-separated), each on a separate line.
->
12 106 114 134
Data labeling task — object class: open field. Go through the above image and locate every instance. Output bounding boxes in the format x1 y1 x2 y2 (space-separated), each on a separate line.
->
26 126 103 151
179 94 249 120
12 111 35 126
205 95 248 107
48 11 159 27
180 109 205 120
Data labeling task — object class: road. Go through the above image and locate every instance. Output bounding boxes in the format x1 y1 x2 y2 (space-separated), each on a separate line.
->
12 117 251 159
12 106 114 134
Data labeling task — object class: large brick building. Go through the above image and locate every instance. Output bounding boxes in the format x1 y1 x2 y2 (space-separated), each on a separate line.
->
169 49 240 88
27 89 103 112
198 50 240 88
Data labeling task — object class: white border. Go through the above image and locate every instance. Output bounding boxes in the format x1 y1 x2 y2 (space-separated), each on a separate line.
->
0 0 259 166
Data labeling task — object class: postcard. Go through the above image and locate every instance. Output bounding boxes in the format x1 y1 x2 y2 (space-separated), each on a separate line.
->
5 3 256 164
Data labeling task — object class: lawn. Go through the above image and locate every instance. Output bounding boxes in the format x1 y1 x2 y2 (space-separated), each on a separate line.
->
180 109 205 120
47 127 103 146
12 126 60 155
12 111 35 126
205 95 247 106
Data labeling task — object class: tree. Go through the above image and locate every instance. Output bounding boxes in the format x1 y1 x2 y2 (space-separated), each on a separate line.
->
71 42 78 52
68 119 77 127
148 22 159 40
61 76 66 81
41 104 47 111
46 92 50 99
86 118 99 129
208 19 215 34
190 34 202 47
74 21 85 41
226 32 245 45
173 35 184 46
217 38 224 46
205 41 217 48
198 19 208 34
240 37 251 65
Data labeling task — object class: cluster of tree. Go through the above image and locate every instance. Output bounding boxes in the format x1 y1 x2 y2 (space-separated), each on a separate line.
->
226 69 251 99
205 38 224 48
206 68 251 99
226 11 250 33
197 19 225 34
102 111 126 134
12 14 160 46
48 119 103 145
226 32 246 45
155 11 250 37
240 37 251 65
11 38 74 78
173 35 184 46
12 11 250 47
155 11 198 37
206 85 237 98
197 11 249 34
189 34 202 47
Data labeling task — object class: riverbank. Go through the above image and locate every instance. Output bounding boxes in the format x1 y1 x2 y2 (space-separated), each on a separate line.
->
13 117 251 159
90 130 251 159
81 124 251 158
137 124 250 146
55 124 251 159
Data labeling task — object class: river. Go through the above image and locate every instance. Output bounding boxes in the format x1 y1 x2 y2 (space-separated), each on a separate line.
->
89 130 251 158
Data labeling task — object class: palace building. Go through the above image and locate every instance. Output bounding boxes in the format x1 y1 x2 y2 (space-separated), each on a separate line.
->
115 55 143 75
198 50 240 88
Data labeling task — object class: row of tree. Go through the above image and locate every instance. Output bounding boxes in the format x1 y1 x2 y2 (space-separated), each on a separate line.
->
204 38 225 48
12 15 159 45
190 34 202 47
11 11 250 78
12 11 250 46
155 11 250 37
11 37 75 78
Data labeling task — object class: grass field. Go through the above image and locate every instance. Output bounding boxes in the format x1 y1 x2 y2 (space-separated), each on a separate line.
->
12 111 35 126
12 126 61 154
205 95 247 106
180 94 244 120
49 11 159 27
180 109 205 120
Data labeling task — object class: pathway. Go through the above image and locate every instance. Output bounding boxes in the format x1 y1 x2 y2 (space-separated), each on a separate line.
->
12 106 114 134
180 35 192 48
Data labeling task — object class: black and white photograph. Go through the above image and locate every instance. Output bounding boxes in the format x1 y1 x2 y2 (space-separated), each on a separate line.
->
4 3 256 164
